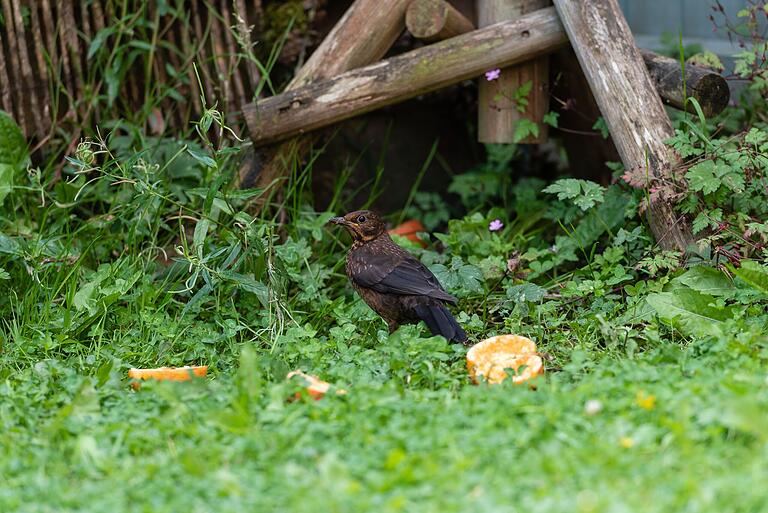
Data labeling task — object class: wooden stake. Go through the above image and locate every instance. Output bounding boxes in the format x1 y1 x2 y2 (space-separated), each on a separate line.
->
640 49 729 117
553 0 693 251
477 0 550 144
244 8 567 146
239 0 411 198
405 0 475 43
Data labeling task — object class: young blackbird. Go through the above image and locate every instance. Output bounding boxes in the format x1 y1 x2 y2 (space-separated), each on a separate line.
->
330 210 468 343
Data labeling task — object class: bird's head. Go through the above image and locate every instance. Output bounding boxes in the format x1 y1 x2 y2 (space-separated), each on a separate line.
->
329 210 386 242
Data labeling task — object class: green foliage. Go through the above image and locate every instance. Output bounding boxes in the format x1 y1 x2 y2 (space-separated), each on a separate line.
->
543 178 606 211
0 110 28 206
3 10 768 511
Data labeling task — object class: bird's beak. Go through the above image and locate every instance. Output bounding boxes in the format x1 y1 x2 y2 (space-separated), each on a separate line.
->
329 216 347 226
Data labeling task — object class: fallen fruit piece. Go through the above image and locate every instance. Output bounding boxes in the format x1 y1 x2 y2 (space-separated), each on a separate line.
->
388 219 427 247
128 366 207 389
287 370 347 400
466 335 543 385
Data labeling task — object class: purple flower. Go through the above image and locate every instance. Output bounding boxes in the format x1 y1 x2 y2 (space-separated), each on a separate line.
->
485 68 501 81
489 219 504 232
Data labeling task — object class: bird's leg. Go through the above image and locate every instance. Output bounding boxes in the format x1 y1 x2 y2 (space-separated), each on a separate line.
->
387 320 399 334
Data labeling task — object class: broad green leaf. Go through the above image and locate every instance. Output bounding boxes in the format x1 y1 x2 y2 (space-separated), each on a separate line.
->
677 266 734 296
646 288 735 336
732 260 768 295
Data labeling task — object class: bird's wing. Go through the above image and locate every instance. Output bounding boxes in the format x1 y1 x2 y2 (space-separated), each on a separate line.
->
353 253 457 304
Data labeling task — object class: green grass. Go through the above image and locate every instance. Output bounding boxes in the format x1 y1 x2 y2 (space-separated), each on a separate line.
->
3 11 768 510
2 127 768 510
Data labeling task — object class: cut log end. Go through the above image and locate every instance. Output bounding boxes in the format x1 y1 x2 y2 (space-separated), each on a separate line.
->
406 0 474 42
640 49 730 118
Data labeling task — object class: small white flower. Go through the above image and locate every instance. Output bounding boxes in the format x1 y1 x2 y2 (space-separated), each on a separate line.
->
584 399 603 416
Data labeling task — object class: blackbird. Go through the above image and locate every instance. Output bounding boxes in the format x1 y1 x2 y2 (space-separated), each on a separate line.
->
330 210 467 343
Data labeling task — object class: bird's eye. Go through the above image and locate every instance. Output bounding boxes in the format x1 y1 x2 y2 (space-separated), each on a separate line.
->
356 215 366 223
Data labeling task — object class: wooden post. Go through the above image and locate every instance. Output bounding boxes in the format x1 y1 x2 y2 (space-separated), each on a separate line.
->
552 0 694 251
405 0 475 42
244 8 568 147
640 49 729 117
477 0 550 144
238 0 412 197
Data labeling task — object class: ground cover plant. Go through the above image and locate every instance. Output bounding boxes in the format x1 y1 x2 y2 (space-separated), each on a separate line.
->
2 3 768 512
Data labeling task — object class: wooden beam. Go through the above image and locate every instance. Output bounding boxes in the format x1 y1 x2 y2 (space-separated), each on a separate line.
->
238 0 411 195
477 0 550 144
405 0 475 42
244 8 568 147
552 0 693 251
404 1 730 120
640 49 729 117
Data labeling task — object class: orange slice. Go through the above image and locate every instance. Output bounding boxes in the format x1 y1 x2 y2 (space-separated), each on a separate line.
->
466 335 543 385
128 366 207 389
388 219 427 246
287 370 347 400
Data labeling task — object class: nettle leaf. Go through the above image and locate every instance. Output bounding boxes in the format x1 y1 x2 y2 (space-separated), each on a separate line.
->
686 160 721 194
542 111 559 128
513 119 539 143
429 257 483 295
592 117 610 139
744 127 768 146
506 283 546 303
543 178 606 210
691 208 723 234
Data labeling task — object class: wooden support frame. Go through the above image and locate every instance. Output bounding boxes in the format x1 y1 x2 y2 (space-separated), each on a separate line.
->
246 5 729 150
553 0 693 251
403 1 729 118
477 0 550 144
238 0 412 197
244 8 568 147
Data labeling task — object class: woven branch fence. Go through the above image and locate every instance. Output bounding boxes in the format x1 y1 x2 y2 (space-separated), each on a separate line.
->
0 0 326 141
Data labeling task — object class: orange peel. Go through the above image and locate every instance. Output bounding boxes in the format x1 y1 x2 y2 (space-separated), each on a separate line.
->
287 370 347 400
466 335 543 385
128 366 207 389
388 219 427 247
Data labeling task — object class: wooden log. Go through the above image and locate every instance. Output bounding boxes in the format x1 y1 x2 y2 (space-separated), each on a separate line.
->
640 49 729 117
405 0 475 43
244 8 567 147
477 0 550 144
238 0 411 197
552 0 693 251
403 3 730 119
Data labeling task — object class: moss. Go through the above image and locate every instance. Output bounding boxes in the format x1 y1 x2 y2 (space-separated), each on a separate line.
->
261 0 311 53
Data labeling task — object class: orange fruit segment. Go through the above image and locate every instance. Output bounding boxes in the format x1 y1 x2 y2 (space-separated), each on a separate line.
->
128 366 208 389
388 219 427 247
287 370 347 400
466 335 543 385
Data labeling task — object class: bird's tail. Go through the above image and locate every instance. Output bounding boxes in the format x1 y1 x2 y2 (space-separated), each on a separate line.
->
414 304 468 344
